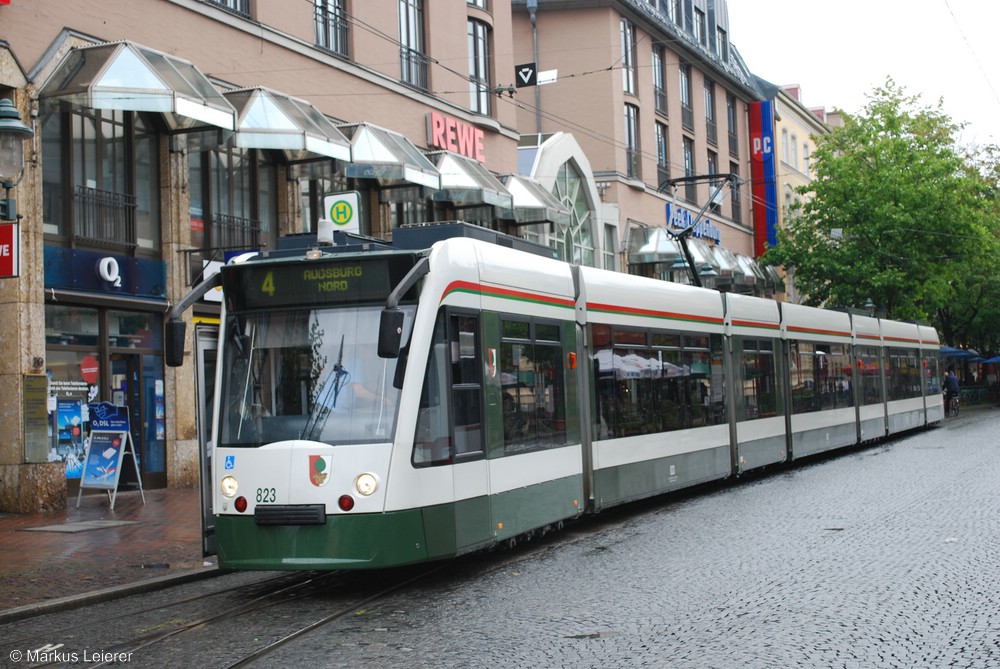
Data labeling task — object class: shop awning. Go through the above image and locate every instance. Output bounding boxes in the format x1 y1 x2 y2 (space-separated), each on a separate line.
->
38 40 235 131
709 244 744 287
500 174 572 227
628 226 683 265
941 346 981 360
733 253 767 292
428 151 513 211
340 122 439 189
762 263 785 293
224 86 350 161
685 237 721 282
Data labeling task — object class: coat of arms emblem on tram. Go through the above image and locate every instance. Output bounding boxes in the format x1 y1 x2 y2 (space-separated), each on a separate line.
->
309 455 332 487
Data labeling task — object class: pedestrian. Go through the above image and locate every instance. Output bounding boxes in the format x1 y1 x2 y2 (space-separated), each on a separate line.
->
944 368 960 415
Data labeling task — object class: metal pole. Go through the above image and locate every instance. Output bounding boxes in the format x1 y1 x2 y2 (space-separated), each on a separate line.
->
528 0 541 136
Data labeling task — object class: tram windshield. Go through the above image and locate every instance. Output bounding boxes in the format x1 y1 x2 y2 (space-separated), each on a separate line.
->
218 305 412 447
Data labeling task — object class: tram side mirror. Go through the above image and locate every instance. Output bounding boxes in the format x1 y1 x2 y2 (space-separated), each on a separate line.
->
378 308 404 359
165 318 187 367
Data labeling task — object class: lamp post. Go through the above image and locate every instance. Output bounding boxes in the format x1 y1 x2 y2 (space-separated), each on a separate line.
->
0 97 35 222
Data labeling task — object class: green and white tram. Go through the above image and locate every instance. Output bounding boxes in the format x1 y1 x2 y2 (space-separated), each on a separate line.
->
166 229 942 571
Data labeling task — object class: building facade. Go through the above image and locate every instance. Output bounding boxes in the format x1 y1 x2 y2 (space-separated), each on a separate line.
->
0 0 783 512
0 0 535 511
510 0 768 290
772 83 832 303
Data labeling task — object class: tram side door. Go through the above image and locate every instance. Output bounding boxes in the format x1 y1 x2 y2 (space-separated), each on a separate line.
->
448 312 492 550
195 325 219 557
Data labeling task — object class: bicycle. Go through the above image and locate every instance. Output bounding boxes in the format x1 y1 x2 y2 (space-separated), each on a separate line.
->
946 392 960 417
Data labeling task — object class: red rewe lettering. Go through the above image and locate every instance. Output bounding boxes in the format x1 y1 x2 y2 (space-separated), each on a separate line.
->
430 111 446 149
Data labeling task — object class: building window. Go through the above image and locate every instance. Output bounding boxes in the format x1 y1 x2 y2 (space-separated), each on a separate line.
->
315 0 349 57
41 108 160 252
791 134 798 170
652 45 667 115
620 18 636 95
655 122 670 189
716 27 729 61
604 223 617 271
468 19 491 114
729 160 741 223
468 0 487 7
804 145 811 177
704 80 717 145
682 136 695 202
188 146 277 284
781 128 789 163
552 161 595 267
679 63 693 130
694 8 707 46
727 93 739 157
671 0 683 25
707 150 719 212
625 104 640 179
399 0 428 90
203 0 251 18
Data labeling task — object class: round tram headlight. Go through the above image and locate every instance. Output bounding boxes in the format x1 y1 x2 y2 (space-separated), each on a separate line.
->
220 475 239 498
354 472 379 497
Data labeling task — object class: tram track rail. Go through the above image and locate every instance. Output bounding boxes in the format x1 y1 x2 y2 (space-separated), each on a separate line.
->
10 571 341 669
12 565 447 669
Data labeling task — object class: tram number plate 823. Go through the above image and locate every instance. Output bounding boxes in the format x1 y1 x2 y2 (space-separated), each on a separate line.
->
256 487 277 503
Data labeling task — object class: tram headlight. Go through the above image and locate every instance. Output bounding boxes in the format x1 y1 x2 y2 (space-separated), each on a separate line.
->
354 472 378 496
220 475 239 498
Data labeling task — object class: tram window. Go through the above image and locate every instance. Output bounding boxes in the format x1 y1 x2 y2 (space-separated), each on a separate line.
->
449 314 483 458
501 317 568 455
651 332 681 348
789 341 854 414
887 347 921 401
736 338 781 421
857 345 884 405
593 326 726 438
924 353 941 395
414 315 452 466
414 312 485 466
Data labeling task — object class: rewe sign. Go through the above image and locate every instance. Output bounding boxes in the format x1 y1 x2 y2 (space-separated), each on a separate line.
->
0 223 19 278
426 111 485 162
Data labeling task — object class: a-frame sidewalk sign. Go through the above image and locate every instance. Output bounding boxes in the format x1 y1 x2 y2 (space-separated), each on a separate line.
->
76 401 145 511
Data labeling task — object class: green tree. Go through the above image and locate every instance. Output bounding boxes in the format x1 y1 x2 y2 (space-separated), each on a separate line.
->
764 79 997 336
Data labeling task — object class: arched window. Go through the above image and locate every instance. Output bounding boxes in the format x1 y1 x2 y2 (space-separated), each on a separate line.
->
552 161 595 266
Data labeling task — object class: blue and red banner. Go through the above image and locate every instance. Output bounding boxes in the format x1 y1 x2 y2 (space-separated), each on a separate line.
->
749 101 779 258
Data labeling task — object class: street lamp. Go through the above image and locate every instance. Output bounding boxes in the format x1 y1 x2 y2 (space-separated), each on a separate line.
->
0 97 35 222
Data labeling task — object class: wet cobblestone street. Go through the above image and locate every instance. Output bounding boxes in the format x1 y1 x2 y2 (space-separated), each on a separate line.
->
298 410 999 669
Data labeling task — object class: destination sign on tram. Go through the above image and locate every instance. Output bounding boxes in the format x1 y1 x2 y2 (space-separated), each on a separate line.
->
223 253 419 311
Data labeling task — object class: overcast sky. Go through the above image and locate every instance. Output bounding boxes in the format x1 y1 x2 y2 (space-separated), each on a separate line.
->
727 0 1000 148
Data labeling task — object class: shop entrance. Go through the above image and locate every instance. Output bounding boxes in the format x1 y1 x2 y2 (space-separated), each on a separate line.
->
46 304 167 493
109 352 167 490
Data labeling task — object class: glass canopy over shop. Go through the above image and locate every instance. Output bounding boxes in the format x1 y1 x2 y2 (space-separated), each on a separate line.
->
500 173 572 228
341 122 440 189
429 150 513 211
38 40 236 130
223 86 351 162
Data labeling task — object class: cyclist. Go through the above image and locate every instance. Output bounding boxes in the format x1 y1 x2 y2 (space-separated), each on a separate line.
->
944 369 960 416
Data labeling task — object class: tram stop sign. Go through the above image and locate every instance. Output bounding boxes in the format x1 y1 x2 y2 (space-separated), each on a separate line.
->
322 191 361 237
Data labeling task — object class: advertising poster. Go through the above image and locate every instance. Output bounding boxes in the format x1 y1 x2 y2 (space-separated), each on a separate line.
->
57 399 85 479
80 432 124 490
78 402 144 509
